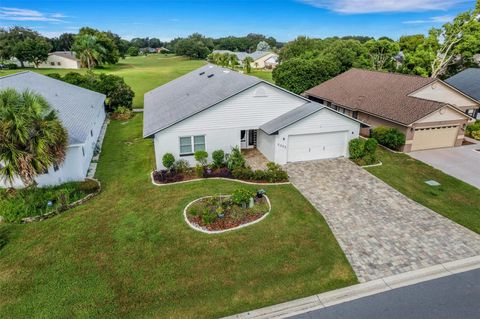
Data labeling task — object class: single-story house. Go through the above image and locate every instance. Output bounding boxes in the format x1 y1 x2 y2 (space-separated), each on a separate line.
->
445 68 480 118
156 47 170 53
212 50 279 69
304 68 477 152
143 65 364 170
10 51 81 69
0 71 106 188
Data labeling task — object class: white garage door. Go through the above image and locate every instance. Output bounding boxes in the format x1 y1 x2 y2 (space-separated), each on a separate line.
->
287 131 347 163
411 125 458 151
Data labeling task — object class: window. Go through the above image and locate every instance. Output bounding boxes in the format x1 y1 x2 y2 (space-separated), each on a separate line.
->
50 62 55 66
57 62 61 66
352 111 358 119
179 135 205 155
53 163 59 172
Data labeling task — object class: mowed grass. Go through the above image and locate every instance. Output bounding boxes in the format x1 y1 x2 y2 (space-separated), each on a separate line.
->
0 55 206 108
366 148 480 234
0 115 357 319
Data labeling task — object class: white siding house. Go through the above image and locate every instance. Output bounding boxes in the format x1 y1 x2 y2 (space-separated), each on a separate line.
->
0 72 106 188
37 51 81 69
144 65 363 170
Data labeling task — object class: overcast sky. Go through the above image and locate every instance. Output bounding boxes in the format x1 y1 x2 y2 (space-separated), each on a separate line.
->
0 0 476 41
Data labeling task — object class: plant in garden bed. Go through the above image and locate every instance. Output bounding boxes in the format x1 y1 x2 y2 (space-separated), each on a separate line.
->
349 137 379 166
0 180 100 223
186 188 269 231
466 120 480 140
371 126 405 151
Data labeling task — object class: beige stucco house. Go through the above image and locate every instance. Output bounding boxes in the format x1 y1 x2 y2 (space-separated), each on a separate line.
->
212 50 279 69
304 69 478 152
37 51 81 69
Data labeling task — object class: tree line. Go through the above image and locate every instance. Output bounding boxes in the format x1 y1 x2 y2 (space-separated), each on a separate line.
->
273 1 480 94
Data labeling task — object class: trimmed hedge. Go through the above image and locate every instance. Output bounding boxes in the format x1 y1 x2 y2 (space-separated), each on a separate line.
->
349 137 378 166
371 126 406 150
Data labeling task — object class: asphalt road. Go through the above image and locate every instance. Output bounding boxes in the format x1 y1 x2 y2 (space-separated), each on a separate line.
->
289 269 480 319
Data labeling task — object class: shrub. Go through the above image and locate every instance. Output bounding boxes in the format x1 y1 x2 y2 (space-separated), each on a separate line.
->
78 179 100 193
232 167 254 180
212 149 225 168
371 126 406 150
466 120 480 140
173 159 189 174
253 170 266 181
110 106 133 120
201 209 217 225
231 188 253 206
195 164 204 177
162 153 175 170
265 163 289 182
349 138 365 159
226 146 245 170
364 138 378 155
194 150 208 166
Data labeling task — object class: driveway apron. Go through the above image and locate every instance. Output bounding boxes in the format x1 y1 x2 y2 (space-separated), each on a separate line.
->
285 158 480 282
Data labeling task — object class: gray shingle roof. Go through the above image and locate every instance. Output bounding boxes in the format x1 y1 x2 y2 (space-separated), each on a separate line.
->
445 68 480 102
143 64 261 137
50 51 78 61
0 71 106 145
260 102 325 134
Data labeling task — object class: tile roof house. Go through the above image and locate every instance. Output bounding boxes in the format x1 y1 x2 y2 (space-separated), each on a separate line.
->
0 72 106 188
212 50 279 69
304 68 477 152
144 65 364 169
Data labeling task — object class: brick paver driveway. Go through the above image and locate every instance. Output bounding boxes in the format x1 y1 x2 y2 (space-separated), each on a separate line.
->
285 158 480 282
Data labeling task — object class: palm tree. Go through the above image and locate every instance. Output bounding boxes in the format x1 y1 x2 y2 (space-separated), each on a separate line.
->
72 34 105 69
243 56 254 73
0 89 68 187
229 54 239 69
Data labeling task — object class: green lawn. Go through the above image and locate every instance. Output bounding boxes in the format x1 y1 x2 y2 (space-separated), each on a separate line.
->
0 115 356 319
366 148 480 234
0 55 206 108
250 69 273 83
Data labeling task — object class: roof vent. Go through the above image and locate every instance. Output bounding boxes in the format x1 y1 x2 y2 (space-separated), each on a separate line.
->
223 70 230 73
207 74 214 78
199 71 205 76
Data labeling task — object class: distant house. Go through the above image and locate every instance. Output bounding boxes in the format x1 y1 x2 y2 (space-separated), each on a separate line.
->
140 47 157 54
143 65 363 170
156 47 170 53
10 51 81 69
0 72 106 188
445 68 480 118
304 68 477 152
212 50 279 69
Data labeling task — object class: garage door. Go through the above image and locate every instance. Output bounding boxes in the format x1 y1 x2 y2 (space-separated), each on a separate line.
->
411 125 459 151
287 131 347 163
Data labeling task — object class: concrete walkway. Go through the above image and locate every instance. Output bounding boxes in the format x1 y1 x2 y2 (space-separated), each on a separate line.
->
285 158 480 282
410 142 480 189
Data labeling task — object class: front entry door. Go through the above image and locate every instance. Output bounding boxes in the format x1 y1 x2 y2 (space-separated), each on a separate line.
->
241 130 257 149
241 130 247 148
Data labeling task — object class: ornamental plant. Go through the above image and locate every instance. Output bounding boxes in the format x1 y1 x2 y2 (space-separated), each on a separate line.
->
194 150 208 166
162 153 175 170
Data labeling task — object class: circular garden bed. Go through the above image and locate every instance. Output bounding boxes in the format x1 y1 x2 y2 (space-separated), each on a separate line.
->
184 189 271 233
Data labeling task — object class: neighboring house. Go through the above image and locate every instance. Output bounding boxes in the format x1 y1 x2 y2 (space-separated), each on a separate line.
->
0 72 106 188
156 47 170 53
304 68 477 152
143 65 363 170
212 50 279 69
445 68 480 119
37 51 81 69
140 47 158 54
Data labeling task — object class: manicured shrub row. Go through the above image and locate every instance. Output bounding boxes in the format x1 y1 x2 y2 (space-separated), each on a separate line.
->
0 180 100 223
371 126 406 151
349 137 378 166
155 147 289 184
466 120 480 140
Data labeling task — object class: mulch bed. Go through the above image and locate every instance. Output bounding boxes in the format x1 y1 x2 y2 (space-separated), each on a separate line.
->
189 212 266 231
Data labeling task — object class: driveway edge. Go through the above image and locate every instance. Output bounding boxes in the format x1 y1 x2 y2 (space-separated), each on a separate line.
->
221 255 480 319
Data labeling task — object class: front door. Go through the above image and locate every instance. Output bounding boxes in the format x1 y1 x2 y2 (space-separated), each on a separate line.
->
241 130 247 149
240 130 257 149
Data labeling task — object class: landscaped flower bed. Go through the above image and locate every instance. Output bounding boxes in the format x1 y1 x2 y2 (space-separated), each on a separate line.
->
0 179 100 223
185 188 270 232
153 147 289 184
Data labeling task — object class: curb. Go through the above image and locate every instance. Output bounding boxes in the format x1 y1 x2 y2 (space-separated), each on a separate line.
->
221 255 480 319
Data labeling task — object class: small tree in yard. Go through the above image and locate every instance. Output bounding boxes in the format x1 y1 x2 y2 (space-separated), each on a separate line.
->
0 89 68 187
194 150 208 166
212 150 225 168
243 56 254 73
162 153 175 171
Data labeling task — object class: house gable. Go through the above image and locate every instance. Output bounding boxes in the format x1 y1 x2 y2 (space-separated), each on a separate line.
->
409 80 479 109
415 105 471 124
